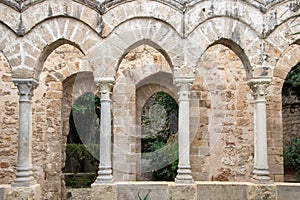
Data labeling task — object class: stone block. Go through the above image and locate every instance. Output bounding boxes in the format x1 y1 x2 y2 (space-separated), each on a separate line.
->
197 182 248 200
276 183 300 200
4 184 41 200
116 182 168 200
0 185 8 200
91 184 116 200
247 184 277 200
169 183 197 200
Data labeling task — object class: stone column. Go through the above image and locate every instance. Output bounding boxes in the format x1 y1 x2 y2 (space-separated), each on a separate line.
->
94 77 114 184
12 79 38 187
248 78 272 183
174 77 194 184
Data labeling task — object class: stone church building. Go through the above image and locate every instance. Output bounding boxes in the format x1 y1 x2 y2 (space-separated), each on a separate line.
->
0 0 299 199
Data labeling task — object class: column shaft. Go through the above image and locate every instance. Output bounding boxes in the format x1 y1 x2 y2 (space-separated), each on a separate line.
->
94 78 114 184
249 79 272 183
12 79 38 187
175 79 194 184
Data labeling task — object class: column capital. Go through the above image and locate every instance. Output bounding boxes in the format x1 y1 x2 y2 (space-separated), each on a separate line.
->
247 78 271 98
95 77 114 92
95 77 115 100
174 77 194 102
173 77 195 85
12 78 38 102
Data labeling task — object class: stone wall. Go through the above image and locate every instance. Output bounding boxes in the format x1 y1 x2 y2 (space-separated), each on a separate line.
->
90 181 300 200
282 95 300 146
192 44 254 181
0 52 18 185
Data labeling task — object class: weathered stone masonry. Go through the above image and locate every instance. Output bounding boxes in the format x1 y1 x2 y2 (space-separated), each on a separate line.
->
1 0 300 199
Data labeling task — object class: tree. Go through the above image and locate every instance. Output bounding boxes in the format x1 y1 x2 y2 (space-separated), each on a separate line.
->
282 63 300 99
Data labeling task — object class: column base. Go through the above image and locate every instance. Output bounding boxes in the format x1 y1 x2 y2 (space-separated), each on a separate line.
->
175 166 194 184
251 168 273 184
12 170 37 187
94 167 113 184
5 184 41 200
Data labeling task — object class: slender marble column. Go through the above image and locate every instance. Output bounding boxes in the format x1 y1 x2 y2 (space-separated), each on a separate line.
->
174 77 194 184
94 77 114 184
248 78 272 183
12 79 38 187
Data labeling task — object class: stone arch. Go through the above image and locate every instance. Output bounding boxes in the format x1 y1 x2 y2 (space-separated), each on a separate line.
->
37 39 84 80
0 23 19 74
101 1 183 37
20 1 102 34
116 39 173 73
23 17 100 80
267 44 300 182
112 44 174 181
135 72 177 130
62 72 99 188
266 16 300 71
90 18 183 78
32 43 90 199
274 44 300 82
193 43 253 181
186 17 259 79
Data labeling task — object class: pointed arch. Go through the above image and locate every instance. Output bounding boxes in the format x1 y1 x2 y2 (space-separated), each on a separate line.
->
89 18 184 78
23 17 100 80
186 17 258 79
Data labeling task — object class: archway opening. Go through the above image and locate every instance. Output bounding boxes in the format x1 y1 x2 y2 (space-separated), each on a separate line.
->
63 93 100 188
282 63 300 182
195 43 252 181
140 91 178 181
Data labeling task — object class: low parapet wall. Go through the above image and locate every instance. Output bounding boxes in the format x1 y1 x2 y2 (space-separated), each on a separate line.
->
1 182 299 199
91 182 300 200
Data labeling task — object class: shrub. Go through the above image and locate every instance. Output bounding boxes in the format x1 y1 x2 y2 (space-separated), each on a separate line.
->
283 138 300 181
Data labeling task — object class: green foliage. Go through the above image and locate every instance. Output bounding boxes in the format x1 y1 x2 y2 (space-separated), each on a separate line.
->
70 93 100 146
72 93 101 116
151 135 178 181
282 63 300 99
283 138 300 181
138 191 151 200
66 177 77 187
154 92 178 116
65 173 96 188
141 92 178 181
65 143 99 173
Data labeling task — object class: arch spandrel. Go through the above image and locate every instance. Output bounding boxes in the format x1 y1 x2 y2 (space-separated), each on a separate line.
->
21 1 103 35
0 23 17 72
185 0 264 37
101 1 183 37
0 3 20 34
